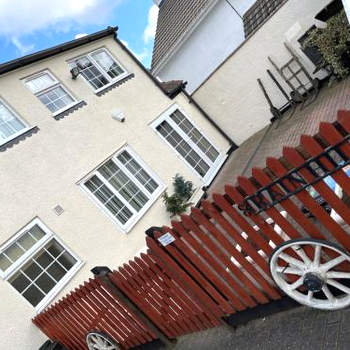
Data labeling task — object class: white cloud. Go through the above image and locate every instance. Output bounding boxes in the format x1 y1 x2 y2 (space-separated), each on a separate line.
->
143 4 159 44
11 37 35 55
0 0 122 37
75 33 88 39
121 39 150 64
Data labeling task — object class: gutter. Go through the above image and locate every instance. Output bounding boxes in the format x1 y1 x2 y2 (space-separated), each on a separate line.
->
113 33 172 99
0 26 118 76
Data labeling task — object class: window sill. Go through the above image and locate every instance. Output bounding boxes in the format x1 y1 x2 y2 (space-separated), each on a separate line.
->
53 101 87 120
0 126 39 152
95 73 135 97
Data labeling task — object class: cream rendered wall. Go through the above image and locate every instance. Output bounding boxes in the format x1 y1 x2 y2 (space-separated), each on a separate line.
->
0 35 229 349
192 0 333 145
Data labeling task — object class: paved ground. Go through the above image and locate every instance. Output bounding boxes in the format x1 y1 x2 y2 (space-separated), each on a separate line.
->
173 306 350 350
208 78 350 196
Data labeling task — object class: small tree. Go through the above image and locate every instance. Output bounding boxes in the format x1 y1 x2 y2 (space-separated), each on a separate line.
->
162 174 195 217
303 10 350 78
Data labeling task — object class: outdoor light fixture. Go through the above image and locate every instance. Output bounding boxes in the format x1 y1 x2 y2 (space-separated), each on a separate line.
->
70 66 80 79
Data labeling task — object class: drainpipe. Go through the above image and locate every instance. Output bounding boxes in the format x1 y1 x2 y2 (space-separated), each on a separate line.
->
343 0 350 22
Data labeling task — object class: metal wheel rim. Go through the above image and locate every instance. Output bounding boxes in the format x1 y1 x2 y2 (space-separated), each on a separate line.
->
270 239 350 310
86 332 118 350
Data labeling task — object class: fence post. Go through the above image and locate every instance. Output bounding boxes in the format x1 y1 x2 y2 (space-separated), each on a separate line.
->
91 266 177 349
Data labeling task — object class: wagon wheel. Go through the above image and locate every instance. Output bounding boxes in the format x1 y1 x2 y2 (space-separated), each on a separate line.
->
86 331 119 350
269 238 350 310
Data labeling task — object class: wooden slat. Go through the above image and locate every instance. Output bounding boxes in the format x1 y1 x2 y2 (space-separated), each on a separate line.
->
266 156 350 251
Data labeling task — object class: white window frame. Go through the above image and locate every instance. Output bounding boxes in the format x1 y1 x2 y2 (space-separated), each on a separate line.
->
151 104 227 185
24 70 81 117
0 218 83 312
80 145 166 233
69 48 129 94
0 98 32 146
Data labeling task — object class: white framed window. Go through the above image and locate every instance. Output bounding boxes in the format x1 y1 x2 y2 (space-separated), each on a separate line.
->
70 48 128 92
0 99 30 146
151 105 226 184
81 146 165 232
0 218 82 311
25 70 78 115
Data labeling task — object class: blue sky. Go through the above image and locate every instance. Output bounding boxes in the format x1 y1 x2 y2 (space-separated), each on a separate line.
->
0 0 158 68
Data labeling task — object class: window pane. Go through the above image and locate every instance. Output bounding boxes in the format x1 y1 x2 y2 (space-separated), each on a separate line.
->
169 109 220 162
22 285 45 306
38 86 74 113
85 148 164 227
58 252 76 270
10 272 31 293
76 56 109 90
156 120 210 177
23 262 43 280
17 233 36 250
29 225 46 241
26 73 55 93
4 244 24 262
0 102 26 142
0 254 12 271
35 251 54 269
117 151 159 194
92 51 124 79
36 273 56 294
47 262 66 282
47 240 64 258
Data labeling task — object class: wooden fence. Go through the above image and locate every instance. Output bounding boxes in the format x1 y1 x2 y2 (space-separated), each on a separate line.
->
33 110 350 349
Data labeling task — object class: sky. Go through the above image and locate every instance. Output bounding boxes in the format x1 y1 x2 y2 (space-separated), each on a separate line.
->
0 0 159 68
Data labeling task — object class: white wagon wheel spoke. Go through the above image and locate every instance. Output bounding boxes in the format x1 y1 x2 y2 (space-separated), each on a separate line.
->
322 285 335 303
314 245 322 267
321 255 347 272
276 266 303 275
279 253 306 270
293 245 312 265
326 271 350 279
270 239 350 310
326 279 350 294
289 277 304 290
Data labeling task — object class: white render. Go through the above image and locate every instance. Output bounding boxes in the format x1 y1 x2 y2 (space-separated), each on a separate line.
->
153 0 256 93
0 35 229 349
192 0 334 145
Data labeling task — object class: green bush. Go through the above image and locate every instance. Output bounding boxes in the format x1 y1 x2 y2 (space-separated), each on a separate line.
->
304 10 350 78
162 174 195 217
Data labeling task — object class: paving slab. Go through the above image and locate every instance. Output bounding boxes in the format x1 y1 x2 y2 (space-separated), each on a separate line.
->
173 306 350 350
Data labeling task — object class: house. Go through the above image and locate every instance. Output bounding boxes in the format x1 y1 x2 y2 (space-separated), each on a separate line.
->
0 27 230 349
151 0 257 93
152 0 338 146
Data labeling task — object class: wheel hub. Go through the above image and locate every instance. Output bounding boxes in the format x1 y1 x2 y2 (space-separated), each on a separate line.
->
303 272 324 292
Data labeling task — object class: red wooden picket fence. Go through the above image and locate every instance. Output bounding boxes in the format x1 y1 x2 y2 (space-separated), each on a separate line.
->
32 277 157 350
33 110 350 349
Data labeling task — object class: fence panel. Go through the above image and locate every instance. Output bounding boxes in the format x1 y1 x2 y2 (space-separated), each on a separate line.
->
33 277 157 350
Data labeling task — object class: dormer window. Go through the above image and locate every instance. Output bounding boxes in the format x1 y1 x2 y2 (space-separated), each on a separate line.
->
25 71 78 115
70 48 127 92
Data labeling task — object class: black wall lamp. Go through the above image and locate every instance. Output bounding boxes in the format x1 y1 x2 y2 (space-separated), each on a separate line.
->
70 66 81 79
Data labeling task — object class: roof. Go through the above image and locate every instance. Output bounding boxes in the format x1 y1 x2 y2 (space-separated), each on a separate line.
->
0 26 118 76
243 0 287 37
159 80 186 98
151 0 212 72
